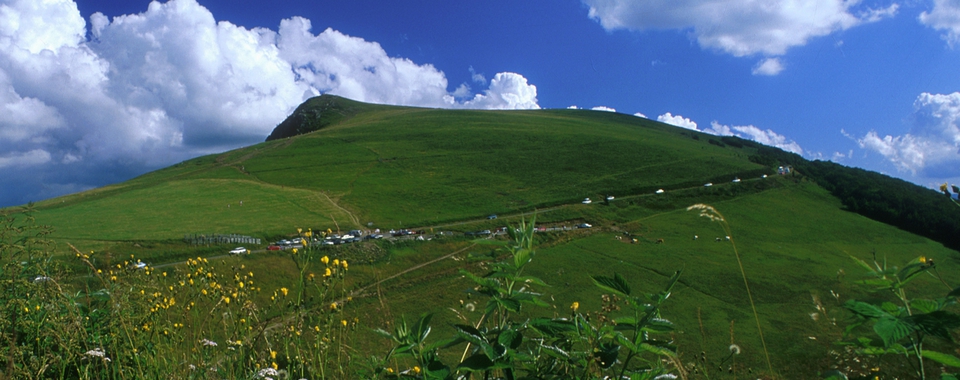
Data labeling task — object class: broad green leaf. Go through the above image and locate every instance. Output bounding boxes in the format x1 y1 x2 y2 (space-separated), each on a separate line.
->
880 302 900 314
498 328 522 350
640 342 677 357
643 318 675 332
910 311 960 342
922 350 960 367
911 299 941 314
844 300 888 319
538 345 572 360
594 341 620 369
529 318 576 336
496 297 522 313
454 324 488 348
514 248 531 269
873 317 913 347
458 353 495 371
592 273 631 296
424 358 451 380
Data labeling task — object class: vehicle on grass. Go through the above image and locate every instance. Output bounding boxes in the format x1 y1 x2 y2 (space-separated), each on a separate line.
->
582 198 592 204
578 223 592 228
230 247 248 255
487 214 497 219
267 245 282 251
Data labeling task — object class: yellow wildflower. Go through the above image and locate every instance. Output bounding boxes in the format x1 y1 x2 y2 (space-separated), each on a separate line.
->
330 302 337 311
333 259 340 267
321 256 329 265
223 296 231 304
324 268 332 277
413 366 421 374
270 350 277 359
571 301 580 312
341 260 348 269
341 319 348 327
280 287 289 297
292 248 298 254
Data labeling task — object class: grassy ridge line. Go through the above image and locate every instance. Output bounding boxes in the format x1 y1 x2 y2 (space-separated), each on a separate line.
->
23 100 769 245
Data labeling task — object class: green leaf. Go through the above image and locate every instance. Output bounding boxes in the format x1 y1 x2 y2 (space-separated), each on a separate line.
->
592 273 631 296
910 311 960 342
514 248 532 269
454 324 488 348
922 350 960 367
594 341 620 369
873 317 913 347
423 357 451 380
538 344 572 360
911 299 941 314
415 313 434 343
458 353 495 371
496 297 522 313
844 300 888 319
498 328 522 350
643 318 675 332
639 342 677 357
530 318 576 336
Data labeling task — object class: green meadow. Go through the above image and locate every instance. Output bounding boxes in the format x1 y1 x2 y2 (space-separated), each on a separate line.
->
4 96 959 379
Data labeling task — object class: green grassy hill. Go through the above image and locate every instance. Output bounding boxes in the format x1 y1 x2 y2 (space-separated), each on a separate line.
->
6 95 959 378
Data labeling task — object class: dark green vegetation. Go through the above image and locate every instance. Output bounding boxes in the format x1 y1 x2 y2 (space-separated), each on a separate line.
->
3 95 960 378
751 147 960 251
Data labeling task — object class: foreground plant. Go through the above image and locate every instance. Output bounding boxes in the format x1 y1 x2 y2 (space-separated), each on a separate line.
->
374 217 683 379
842 254 960 380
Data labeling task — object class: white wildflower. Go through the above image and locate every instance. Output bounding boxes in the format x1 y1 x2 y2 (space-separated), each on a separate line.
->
729 344 741 355
200 338 218 347
84 348 111 361
257 368 279 378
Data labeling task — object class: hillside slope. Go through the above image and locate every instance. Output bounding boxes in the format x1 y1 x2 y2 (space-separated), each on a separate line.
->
29 96 771 239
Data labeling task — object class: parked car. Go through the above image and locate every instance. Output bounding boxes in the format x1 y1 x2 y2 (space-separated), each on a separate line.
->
229 247 248 255
487 214 498 219
267 245 282 251
578 223 592 228
582 198 592 204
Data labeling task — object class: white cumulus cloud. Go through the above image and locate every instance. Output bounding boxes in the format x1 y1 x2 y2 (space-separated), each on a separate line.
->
920 0 960 46
583 0 897 73
592 106 616 112
720 123 804 154
752 58 785 76
657 112 698 130
857 92 960 177
0 0 541 206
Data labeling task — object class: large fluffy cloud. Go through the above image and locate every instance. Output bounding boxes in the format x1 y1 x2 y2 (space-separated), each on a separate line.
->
583 0 897 73
0 0 539 207
919 0 960 46
857 92 960 177
657 112 697 130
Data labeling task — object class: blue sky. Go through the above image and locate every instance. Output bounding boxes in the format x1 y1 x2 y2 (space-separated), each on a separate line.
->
2 0 960 207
